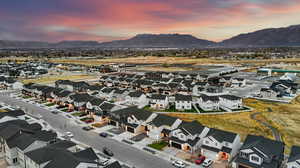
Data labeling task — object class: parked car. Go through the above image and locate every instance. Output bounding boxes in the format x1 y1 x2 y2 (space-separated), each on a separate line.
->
51 110 59 114
195 156 206 165
64 131 74 138
202 159 213 167
103 147 114 156
99 132 108 137
172 160 186 168
82 126 94 131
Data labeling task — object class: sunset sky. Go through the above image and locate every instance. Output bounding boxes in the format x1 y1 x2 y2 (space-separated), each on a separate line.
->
1 0 300 42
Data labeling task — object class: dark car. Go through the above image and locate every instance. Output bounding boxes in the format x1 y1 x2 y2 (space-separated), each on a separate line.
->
103 147 114 156
51 110 59 114
99 132 108 137
82 126 94 131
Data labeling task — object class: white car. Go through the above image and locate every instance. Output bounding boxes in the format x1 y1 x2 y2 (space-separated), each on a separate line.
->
65 132 74 138
172 160 186 168
202 159 213 167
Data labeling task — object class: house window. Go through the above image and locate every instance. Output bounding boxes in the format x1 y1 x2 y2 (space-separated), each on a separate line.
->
13 158 18 163
240 152 249 159
251 156 260 162
205 140 209 144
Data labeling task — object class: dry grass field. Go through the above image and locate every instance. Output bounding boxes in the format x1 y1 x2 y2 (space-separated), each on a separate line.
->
21 74 96 84
167 97 300 153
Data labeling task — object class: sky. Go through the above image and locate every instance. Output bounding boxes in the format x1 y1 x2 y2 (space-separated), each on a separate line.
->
0 0 300 42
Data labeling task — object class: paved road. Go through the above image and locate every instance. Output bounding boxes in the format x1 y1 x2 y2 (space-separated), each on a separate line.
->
0 92 175 168
250 112 282 141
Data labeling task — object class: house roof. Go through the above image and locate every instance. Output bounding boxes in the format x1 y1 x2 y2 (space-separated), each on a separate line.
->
206 128 237 143
70 93 93 102
89 98 105 106
241 135 284 162
26 142 98 168
179 120 206 136
175 94 192 101
150 114 179 127
99 102 116 112
0 109 25 119
200 94 219 102
110 107 153 121
128 91 144 98
104 161 122 168
220 95 241 101
150 94 167 100
288 145 300 162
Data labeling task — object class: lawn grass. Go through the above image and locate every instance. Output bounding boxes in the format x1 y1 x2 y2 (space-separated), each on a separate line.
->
147 141 169 151
71 112 86 116
46 103 55 107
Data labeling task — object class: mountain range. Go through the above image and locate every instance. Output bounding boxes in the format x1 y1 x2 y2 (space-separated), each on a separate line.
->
1 24 300 48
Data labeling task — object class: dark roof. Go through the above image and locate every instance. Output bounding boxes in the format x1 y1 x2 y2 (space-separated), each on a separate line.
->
99 102 116 112
289 145 300 162
87 85 103 91
150 94 167 100
150 114 179 127
110 107 153 121
104 161 122 168
70 93 93 102
73 148 98 161
89 98 105 106
206 128 237 143
0 109 25 119
200 94 219 102
179 120 206 136
220 95 241 101
56 90 72 97
128 91 144 97
240 135 284 164
175 94 192 101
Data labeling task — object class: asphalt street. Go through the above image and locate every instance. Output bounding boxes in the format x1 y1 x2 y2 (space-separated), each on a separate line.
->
0 92 175 168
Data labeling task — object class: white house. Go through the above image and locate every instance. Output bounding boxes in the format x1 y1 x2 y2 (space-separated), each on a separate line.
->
126 91 148 106
198 94 220 111
149 94 169 110
201 128 241 161
219 95 243 110
231 78 246 88
147 114 182 140
175 94 192 111
287 146 300 168
169 121 210 153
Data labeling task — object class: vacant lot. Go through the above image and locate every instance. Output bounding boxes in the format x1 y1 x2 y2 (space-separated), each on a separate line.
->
167 97 300 152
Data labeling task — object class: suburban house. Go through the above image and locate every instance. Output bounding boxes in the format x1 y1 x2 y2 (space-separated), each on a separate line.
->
219 95 243 110
149 94 169 110
0 76 23 90
175 94 192 111
198 94 220 111
68 93 93 111
287 145 300 168
25 140 100 168
169 121 210 153
231 78 247 88
86 98 105 115
126 91 148 106
0 121 57 166
0 109 26 123
201 128 241 161
233 135 285 168
147 114 182 140
260 88 279 98
109 107 156 134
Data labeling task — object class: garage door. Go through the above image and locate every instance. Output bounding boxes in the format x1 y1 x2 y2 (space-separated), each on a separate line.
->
110 121 117 126
127 126 135 133
171 142 182 149
238 165 249 168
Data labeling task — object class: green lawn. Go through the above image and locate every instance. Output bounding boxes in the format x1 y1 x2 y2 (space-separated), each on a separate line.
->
46 103 55 107
147 141 169 151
